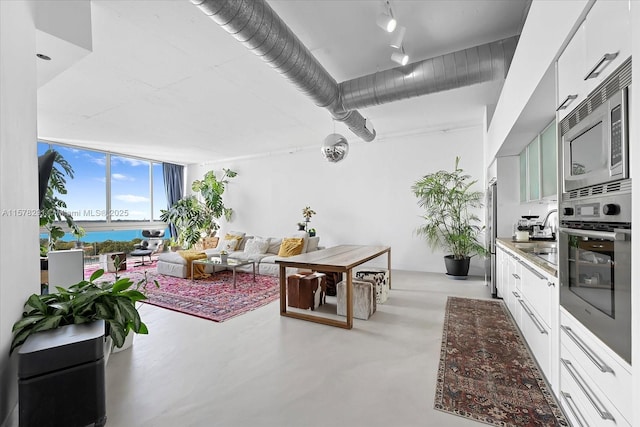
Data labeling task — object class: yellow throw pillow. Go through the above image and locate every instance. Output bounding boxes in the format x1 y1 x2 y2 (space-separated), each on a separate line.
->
278 237 304 257
224 233 243 242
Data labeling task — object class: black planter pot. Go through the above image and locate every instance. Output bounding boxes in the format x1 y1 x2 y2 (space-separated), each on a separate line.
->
444 255 471 279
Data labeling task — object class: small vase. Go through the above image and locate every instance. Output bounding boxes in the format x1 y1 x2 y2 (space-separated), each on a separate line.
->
298 224 306 231
220 254 228 263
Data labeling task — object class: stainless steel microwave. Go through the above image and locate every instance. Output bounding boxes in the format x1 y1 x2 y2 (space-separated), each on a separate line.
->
562 86 629 193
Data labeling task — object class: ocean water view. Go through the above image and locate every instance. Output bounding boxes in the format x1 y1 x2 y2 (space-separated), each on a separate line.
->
40 228 170 243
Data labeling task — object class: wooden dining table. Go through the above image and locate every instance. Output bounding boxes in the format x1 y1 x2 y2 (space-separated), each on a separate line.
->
276 245 391 329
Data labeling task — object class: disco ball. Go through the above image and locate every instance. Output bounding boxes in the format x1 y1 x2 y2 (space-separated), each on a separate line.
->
321 133 349 163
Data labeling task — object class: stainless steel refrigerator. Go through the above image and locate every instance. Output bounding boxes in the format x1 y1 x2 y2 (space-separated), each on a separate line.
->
485 179 498 298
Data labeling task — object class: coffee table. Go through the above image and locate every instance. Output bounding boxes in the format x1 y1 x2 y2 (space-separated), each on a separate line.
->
191 257 256 289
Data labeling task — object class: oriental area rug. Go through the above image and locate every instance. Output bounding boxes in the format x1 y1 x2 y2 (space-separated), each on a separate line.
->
85 262 279 322
435 297 568 427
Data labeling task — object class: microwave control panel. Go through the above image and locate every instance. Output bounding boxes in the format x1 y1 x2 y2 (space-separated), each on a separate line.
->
610 104 622 167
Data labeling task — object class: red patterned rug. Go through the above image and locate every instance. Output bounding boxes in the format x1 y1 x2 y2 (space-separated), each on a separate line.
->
435 297 568 426
85 263 279 322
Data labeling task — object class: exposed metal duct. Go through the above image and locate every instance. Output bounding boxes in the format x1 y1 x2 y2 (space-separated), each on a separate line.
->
191 0 376 142
339 36 519 110
192 0 518 142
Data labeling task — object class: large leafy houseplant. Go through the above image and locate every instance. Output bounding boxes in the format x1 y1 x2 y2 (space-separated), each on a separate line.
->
160 168 237 249
411 157 486 276
10 269 156 354
40 149 83 251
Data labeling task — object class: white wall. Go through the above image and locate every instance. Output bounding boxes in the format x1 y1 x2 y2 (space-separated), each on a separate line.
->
187 126 486 275
0 1 40 425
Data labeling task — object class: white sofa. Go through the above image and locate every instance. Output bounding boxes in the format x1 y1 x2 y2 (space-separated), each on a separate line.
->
156 232 320 278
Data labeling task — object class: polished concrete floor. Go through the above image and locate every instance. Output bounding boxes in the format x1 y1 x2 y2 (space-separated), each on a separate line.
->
5 270 493 427
101 270 492 427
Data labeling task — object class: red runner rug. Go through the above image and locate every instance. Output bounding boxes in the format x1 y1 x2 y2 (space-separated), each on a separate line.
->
435 297 568 426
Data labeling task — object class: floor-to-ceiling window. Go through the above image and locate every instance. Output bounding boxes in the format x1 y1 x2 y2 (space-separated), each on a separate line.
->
38 141 176 254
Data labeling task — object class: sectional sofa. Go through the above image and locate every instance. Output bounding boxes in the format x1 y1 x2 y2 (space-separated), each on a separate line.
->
156 231 320 278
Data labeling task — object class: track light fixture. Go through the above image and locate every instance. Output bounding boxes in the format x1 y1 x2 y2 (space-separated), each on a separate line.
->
391 46 409 66
376 1 396 33
390 26 406 49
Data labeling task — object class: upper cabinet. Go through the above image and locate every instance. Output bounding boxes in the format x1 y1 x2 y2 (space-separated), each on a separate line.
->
520 120 557 203
557 0 631 120
540 122 558 198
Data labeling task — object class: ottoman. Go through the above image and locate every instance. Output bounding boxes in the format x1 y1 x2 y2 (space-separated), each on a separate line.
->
355 269 390 304
336 279 376 320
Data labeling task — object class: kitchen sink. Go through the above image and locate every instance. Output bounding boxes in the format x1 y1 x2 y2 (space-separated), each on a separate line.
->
511 241 558 266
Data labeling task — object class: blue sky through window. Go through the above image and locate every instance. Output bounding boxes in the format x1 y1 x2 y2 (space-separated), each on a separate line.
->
38 142 168 225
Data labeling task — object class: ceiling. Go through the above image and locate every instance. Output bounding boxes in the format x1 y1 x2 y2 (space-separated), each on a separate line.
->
36 0 531 165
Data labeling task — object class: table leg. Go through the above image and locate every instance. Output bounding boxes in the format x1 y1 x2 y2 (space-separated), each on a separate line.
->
346 269 353 329
279 264 287 315
387 249 392 289
252 262 256 282
233 268 237 289
191 262 194 283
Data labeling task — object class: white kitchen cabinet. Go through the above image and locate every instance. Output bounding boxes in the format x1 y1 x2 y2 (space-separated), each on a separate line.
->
556 23 586 120
519 119 557 202
520 297 551 378
556 0 631 120
583 0 631 92
559 309 632 424
540 120 558 199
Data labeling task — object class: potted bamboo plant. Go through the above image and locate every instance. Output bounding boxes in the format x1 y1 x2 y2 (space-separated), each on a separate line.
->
411 157 486 278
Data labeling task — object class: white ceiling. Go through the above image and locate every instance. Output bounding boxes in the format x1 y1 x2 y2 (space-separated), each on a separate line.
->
36 0 530 165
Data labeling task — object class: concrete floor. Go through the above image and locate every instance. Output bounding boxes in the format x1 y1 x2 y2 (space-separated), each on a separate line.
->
4 270 493 427
102 270 492 427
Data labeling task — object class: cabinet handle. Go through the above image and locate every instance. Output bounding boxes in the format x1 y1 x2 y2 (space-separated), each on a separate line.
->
518 299 547 334
561 392 588 427
512 291 520 298
556 94 577 111
547 281 555 287
520 262 547 280
512 273 520 280
584 52 619 80
560 358 615 421
560 325 614 374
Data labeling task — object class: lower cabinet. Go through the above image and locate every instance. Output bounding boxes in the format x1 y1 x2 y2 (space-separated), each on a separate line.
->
559 309 632 426
496 244 557 391
519 297 551 378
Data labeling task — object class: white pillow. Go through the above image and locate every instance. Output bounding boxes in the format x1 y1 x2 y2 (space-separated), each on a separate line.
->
307 236 320 252
268 237 283 254
244 238 270 254
219 238 239 252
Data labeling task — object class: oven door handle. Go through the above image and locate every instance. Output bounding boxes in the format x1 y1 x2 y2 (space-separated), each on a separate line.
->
559 227 627 241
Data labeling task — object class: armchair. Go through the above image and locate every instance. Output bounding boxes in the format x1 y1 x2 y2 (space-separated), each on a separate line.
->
130 230 165 266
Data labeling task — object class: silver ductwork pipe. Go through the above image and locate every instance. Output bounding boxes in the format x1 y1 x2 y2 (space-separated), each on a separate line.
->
192 0 518 142
339 36 519 110
191 0 376 142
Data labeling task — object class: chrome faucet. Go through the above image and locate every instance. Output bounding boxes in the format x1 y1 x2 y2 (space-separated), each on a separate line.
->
540 209 558 229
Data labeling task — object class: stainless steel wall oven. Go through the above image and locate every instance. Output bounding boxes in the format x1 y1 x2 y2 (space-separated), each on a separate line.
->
559 189 631 364
558 58 632 365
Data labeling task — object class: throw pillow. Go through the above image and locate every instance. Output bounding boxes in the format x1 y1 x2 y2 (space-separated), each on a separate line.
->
203 236 219 249
244 238 270 255
278 237 304 257
219 237 239 252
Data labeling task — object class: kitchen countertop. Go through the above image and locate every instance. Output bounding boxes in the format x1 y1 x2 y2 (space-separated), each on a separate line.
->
496 237 558 277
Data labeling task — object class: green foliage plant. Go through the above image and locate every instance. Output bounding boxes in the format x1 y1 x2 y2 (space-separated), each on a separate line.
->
10 268 158 354
411 157 487 260
161 169 237 249
40 149 84 251
191 168 238 233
